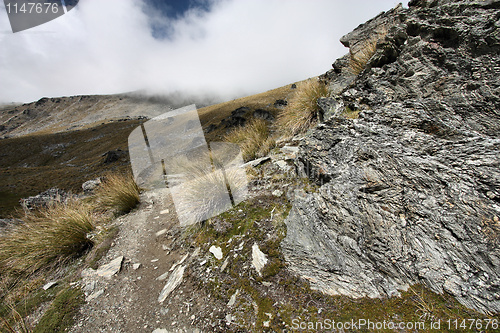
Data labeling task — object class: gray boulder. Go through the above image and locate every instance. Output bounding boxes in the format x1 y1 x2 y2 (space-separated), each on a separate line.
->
283 0 500 314
20 188 71 211
82 177 103 194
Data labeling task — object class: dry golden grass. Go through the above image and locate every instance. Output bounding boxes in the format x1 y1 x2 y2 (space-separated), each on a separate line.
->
94 173 140 215
0 201 94 275
197 84 295 142
162 148 248 224
173 167 247 224
349 42 377 75
276 78 328 137
224 118 275 162
348 29 387 75
1 303 31 333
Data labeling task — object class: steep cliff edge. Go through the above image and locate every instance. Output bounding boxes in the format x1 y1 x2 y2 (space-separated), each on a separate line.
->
283 0 500 314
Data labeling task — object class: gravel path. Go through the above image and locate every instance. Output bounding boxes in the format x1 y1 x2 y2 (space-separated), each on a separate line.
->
70 189 204 333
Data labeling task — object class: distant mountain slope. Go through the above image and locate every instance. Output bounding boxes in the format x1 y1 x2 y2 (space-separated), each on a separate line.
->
0 84 295 217
0 93 192 138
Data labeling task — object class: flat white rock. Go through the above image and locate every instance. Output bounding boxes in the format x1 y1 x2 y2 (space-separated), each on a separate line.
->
42 282 57 290
155 229 167 237
209 245 223 260
158 265 185 303
252 243 268 276
96 256 124 279
227 289 240 307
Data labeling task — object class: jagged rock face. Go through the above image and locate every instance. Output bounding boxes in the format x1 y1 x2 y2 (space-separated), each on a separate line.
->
283 0 500 314
20 187 72 211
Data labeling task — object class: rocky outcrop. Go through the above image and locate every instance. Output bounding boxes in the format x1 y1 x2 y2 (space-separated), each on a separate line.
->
102 149 127 164
283 0 500 314
20 187 72 211
82 177 103 194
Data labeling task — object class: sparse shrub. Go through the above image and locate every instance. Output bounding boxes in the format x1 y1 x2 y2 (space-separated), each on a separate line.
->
277 78 328 137
0 201 94 275
225 118 275 161
94 173 140 215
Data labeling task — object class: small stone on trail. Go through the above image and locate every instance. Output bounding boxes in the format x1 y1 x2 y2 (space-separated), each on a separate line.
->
156 229 167 237
156 271 169 281
132 263 141 270
169 254 189 272
86 289 104 302
160 209 169 215
96 256 124 279
158 265 185 303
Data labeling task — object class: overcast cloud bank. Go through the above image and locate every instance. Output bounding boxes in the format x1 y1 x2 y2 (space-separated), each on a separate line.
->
0 0 404 103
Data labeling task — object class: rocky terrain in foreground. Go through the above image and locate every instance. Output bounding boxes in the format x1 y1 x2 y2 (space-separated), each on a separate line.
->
2 1 500 332
283 0 500 314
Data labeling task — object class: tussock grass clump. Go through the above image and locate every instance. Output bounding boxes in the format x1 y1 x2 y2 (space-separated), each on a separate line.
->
277 78 328 137
164 150 248 224
173 168 247 225
0 201 94 275
348 39 378 75
94 173 140 215
348 29 387 75
225 118 275 162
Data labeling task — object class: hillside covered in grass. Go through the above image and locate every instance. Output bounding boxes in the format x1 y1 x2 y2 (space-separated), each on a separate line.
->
0 84 298 218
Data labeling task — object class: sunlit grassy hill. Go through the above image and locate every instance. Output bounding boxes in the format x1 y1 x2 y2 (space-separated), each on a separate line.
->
0 83 299 217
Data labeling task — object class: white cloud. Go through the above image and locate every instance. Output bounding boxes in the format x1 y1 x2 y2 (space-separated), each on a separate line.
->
0 0 404 103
